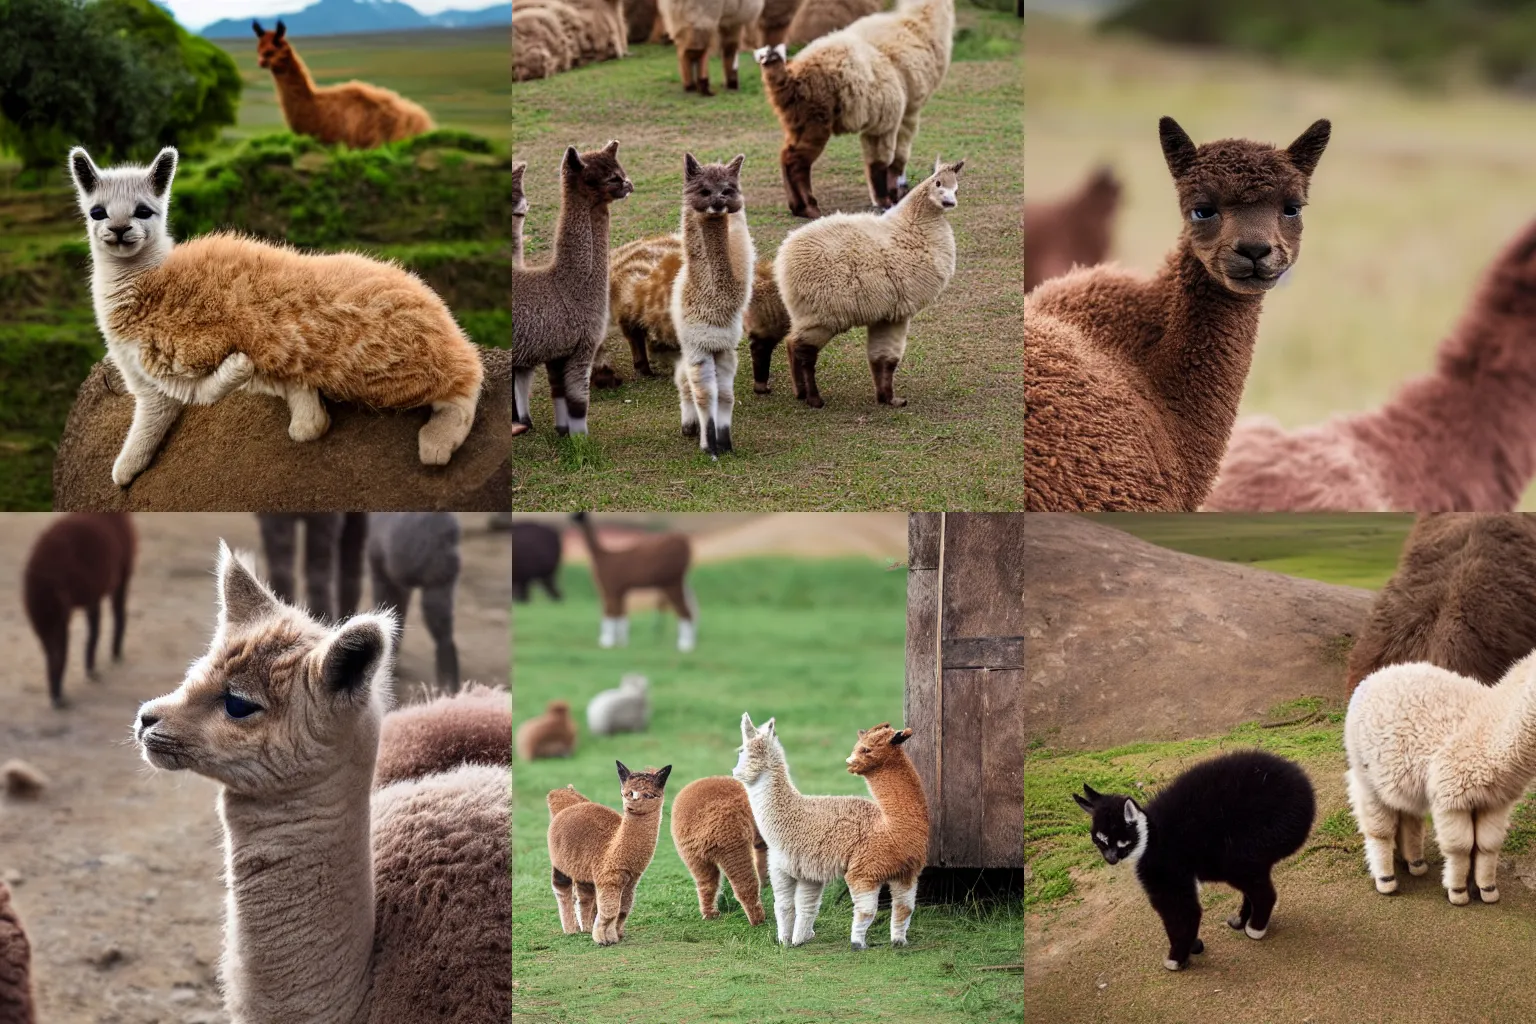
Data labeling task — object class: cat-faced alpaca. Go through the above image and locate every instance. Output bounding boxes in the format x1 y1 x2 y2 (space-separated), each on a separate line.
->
70 146 177 286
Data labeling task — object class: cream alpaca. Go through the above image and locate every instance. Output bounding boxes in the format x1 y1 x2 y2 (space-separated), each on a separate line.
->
660 0 766 94
670 775 770 925
68 147 482 487
134 544 509 1023
512 5 578 82
734 715 928 948
1345 652 1536 905
773 159 961 407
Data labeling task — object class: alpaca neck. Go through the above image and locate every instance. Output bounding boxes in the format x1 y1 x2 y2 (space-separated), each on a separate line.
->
743 759 804 844
860 755 928 830
218 769 375 1024
612 806 663 865
271 52 319 118
90 237 174 316
511 213 524 268
550 190 609 285
681 210 749 305
1486 673 1536 789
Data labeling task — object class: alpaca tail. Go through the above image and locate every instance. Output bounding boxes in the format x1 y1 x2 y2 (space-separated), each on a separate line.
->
547 784 589 818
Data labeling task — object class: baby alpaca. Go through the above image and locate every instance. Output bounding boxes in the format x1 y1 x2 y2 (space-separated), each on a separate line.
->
735 717 928 949
671 775 769 924
1024 117 1331 510
69 147 483 486
773 159 962 407
573 512 697 651
517 700 578 760
547 762 673 944
1023 166 1121 293
587 674 650 735
660 0 766 94
254 21 433 147
24 513 135 708
375 684 512 788
367 512 462 692
134 544 510 1023
0 881 34 1024
1073 750 1315 971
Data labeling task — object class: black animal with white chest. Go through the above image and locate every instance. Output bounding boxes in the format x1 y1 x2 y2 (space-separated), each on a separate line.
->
1073 749 1315 971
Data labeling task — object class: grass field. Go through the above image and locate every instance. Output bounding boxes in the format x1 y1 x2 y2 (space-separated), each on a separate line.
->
510 6 1023 510
1026 15 1536 510
512 556 1023 1023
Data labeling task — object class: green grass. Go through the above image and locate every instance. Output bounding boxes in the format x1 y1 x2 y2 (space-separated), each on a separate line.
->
512 557 1022 1023
511 6 1023 510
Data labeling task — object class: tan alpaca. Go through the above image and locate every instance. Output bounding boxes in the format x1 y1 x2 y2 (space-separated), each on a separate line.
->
735 716 928 948
670 775 770 924
610 233 687 376
512 5 578 81
547 762 673 944
254 22 433 148
660 0 766 94
517 699 578 760
133 544 509 1023
524 0 628 62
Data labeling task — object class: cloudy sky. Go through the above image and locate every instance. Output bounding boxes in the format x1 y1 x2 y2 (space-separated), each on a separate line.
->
164 0 506 30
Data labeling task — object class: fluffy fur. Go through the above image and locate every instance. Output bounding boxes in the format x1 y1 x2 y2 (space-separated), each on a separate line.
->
512 5 578 81
528 0 627 62
512 142 634 437
1023 166 1121 293
69 147 482 485
513 520 564 602
734 716 928 949
547 762 673 944
670 775 770 924
784 0 884 45
660 0 766 94
517 700 578 760
23 513 135 708
367 512 462 692
257 513 368 622
572 512 697 651
587 673 650 735
512 161 528 267
253 21 433 148
1207 217 1536 511
0 881 33 1024
1023 117 1331 511
374 684 512 788
754 0 952 217
609 232 687 375
773 159 961 407
133 543 509 1023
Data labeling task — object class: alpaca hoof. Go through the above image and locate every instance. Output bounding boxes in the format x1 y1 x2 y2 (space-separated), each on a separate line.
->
1408 859 1428 876
637 365 657 378
1226 914 1247 930
702 909 720 920
716 426 732 453
1481 885 1500 903
86 668 100 682
1163 958 1187 972
1448 886 1470 905
887 396 908 408
806 396 825 409
698 80 713 96
555 425 570 437
684 81 697 92
681 420 699 439
1375 875 1398 895
851 941 867 951
51 695 69 710
891 937 907 947
704 420 719 456
1244 925 1267 941
1191 938 1204 954
754 381 771 395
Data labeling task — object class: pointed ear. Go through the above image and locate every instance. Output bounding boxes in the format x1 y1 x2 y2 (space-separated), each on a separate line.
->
875 722 891 731
933 154 942 175
1158 116 1197 179
1072 792 1094 813
1286 118 1331 177
684 152 701 179
656 765 672 787
890 728 912 746
727 153 745 177
216 540 278 628
275 19 286 39
1124 798 1141 823
949 158 965 175
741 712 757 740
147 148 177 200
603 139 620 156
320 615 391 697
775 43 787 60
762 717 776 739
857 728 867 737
252 20 264 37
563 146 583 178
1082 784 1102 801
68 147 100 196
616 760 631 782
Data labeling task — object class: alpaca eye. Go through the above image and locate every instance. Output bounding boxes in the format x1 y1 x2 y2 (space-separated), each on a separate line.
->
90 206 107 221
1190 205 1218 222
223 693 262 719
1283 203 1301 218
134 204 154 219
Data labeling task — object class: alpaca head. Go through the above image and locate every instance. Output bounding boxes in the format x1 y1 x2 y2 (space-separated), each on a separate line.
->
1158 116 1330 296
562 141 633 206
615 761 671 815
252 20 296 72
917 157 965 213
134 542 396 799
619 673 648 694
733 713 784 785
1072 784 1149 867
547 699 571 718
512 161 528 217
683 153 746 218
844 722 912 775
1080 166 1121 214
68 146 176 266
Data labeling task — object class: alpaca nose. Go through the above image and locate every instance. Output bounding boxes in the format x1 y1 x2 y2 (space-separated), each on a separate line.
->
137 711 160 734
1235 242 1271 263
108 225 130 242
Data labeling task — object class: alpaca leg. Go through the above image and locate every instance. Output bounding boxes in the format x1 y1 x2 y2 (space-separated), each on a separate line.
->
617 879 638 940
1346 768 1400 894
420 581 460 693
749 333 779 395
713 349 737 453
623 322 655 377
513 367 535 428
300 514 341 620
1240 872 1278 940
575 881 598 932
782 132 829 219
754 840 769 889
786 329 834 408
541 574 562 601
1227 892 1253 932
1433 806 1475 905
720 847 765 926
684 851 723 919
113 387 183 487
82 601 101 681
770 864 797 945
593 884 623 945
284 385 331 443
890 112 921 200
860 135 894 209
368 546 409 625
552 867 581 934
688 44 712 96
684 355 720 455
664 581 696 652
337 513 367 619
1398 813 1429 876
258 515 299 605
560 355 592 436
1474 804 1514 902
790 878 825 946
547 357 571 434
866 319 911 407
1148 879 1202 970
721 29 741 90
419 393 477 465
600 616 620 648
675 359 700 439
889 874 918 946
677 43 696 91
40 613 68 709
848 882 881 950
110 577 128 660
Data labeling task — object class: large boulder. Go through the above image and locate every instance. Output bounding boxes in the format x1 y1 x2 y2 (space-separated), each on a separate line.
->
1025 515 1373 749
52 348 512 511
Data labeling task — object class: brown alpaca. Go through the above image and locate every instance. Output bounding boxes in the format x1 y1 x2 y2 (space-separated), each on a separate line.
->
0 882 34 1024
572 512 696 650
376 684 511 788
785 0 883 45
1024 116 1331 510
23 513 135 709
547 762 673 944
1346 514 1536 692
1023 166 1121 293
670 775 769 924
517 700 578 760
745 257 791 394
253 22 433 148
609 233 687 377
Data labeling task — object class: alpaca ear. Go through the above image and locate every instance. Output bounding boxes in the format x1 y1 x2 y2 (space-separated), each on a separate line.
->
857 728 867 737
949 158 965 175
741 712 757 739
1082 783 1102 801
1158 116 1197 179
616 760 631 782
68 147 100 196
890 728 912 745
1286 118 1331 178
274 19 286 40
511 161 526 181
563 146 583 178
252 20 264 37
216 540 278 628
320 616 391 697
147 148 177 200
655 765 672 787
762 717 776 738
753 45 774 64
1072 792 1094 813
1123 798 1141 823
603 139 620 156
684 152 701 179
727 153 745 177
775 43 786 60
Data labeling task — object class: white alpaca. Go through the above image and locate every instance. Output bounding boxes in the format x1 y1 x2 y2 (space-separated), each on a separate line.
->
587 673 650 735
1344 652 1536 904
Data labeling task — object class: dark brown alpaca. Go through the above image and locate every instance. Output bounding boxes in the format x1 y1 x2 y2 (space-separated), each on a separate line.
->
1024 116 1331 510
513 521 564 602
23 514 135 708
670 775 769 925
1023 166 1121 293
256 513 367 622
1346 514 1536 692
571 512 696 651
0 881 34 1024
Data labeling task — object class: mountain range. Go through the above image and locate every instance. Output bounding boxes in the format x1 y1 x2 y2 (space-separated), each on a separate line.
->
200 0 510 37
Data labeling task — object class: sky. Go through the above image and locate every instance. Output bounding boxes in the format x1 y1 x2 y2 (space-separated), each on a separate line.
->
163 0 506 31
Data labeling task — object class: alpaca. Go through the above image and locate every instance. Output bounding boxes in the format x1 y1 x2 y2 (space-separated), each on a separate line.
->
660 0 766 94
670 775 770 924
547 762 673 944
253 22 434 148
256 513 368 622
366 513 461 693
609 232 687 377
0 881 33 1024
512 142 634 437
1024 117 1331 511
1023 166 1121 293
1345 652 1536 905
513 520 564 602
375 684 511 788
587 673 650 735
670 154 755 456
517 700 578 760
512 161 528 268
754 0 953 217
69 147 483 486
23 513 135 708
773 159 962 407
1206 216 1536 512
784 0 883 45
133 543 509 1022
734 716 928 948
626 0 663 42
1346 514 1536 692
512 5 578 82
745 257 791 394
522 0 628 63
572 512 696 651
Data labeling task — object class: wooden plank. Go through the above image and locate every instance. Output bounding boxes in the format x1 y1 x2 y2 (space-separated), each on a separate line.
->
941 513 1025 642
981 668 1025 868
904 520 943 864
938 667 985 866
942 636 1024 670
909 513 943 570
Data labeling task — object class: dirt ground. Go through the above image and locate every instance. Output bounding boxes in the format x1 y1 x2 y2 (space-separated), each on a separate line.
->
0 513 509 1024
